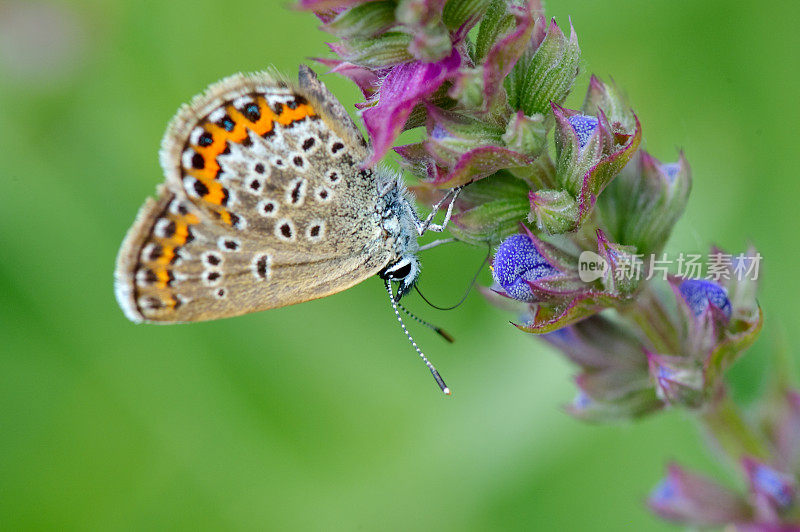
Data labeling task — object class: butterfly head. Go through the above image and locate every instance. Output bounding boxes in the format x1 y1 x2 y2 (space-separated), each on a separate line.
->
379 255 420 299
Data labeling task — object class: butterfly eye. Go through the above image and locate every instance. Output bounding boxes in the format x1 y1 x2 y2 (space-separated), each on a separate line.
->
393 262 413 280
380 260 413 281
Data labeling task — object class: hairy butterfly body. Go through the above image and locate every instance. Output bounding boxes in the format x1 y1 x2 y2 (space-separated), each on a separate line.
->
115 66 457 393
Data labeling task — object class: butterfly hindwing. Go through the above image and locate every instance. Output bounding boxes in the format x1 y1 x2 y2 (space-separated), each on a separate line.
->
115 69 394 323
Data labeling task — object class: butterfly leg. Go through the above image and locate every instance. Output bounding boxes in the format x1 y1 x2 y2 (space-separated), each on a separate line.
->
418 238 455 251
416 186 463 235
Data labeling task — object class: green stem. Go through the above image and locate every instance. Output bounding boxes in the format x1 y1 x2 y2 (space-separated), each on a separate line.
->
699 390 770 462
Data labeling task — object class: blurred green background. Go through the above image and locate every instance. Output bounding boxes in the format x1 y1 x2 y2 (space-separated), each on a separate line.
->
1 0 798 529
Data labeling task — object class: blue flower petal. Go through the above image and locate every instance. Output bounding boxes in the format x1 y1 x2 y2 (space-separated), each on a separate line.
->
661 162 681 183
752 463 795 508
492 234 558 301
678 279 732 319
567 115 599 149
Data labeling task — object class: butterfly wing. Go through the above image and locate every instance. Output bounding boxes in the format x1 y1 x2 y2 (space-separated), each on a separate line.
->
115 68 393 323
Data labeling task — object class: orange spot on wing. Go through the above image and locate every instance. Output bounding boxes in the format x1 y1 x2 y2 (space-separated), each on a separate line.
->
170 224 189 246
276 103 316 126
251 97 277 136
191 107 257 180
164 294 177 309
225 105 253 143
188 101 317 185
185 170 227 206
193 125 223 178
178 98 317 228
134 202 199 316
153 246 175 265
151 267 172 290
203 181 227 206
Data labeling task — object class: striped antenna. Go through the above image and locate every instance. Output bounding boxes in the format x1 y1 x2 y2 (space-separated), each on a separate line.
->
396 301 454 343
385 279 451 395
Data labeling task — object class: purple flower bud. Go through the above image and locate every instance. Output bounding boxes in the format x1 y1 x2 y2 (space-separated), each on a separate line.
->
661 162 681 183
584 75 636 134
568 114 599 149
678 279 732 320
742 458 797 509
541 314 645 370
647 352 704 407
492 233 558 302
597 150 691 256
649 463 752 526
572 391 593 410
565 385 661 422
551 103 642 231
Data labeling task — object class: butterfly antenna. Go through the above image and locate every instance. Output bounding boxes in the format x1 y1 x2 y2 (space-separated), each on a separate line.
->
415 242 491 311
396 301 454 343
385 279 451 396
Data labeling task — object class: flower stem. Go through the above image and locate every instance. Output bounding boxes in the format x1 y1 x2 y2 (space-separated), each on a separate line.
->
699 390 770 462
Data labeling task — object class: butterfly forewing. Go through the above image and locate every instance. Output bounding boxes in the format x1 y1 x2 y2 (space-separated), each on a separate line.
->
115 70 394 323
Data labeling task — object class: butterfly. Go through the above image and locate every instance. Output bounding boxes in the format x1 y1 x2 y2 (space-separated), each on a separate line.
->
114 66 460 394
